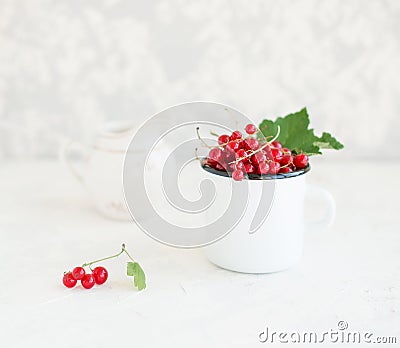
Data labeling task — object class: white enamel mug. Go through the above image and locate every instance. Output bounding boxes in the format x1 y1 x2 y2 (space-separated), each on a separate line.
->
203 167 335 273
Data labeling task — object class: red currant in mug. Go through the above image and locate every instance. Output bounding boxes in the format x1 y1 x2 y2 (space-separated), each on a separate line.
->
293 154 309 169
230 130 242 141
72 266 86 280
232 169 244 181
251 152 266 166
271 148 283 162
62 272 77 288
245 124 257 135
280 154 293 166
218 134 230 145
244 138 259 151
279 167 293 174
93 267 108 285
258 161 270 175
208 148 222 163
81 273 96 289
269 161 281 174
271 141 282 149
226 141 240 153
244 163 255 174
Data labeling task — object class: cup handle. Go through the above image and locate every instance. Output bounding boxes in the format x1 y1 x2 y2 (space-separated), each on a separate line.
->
59 140 87 183
305 184 336 230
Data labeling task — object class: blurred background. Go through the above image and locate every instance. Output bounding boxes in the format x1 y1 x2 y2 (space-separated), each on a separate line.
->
0 0 399 160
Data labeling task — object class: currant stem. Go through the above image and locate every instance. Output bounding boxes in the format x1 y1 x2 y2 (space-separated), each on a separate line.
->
210 131 219 137
228 125 281 164
196 127 213 149
81 244 135 268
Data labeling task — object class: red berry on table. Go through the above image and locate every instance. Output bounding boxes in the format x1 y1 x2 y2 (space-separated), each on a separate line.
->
244 163 255 174
271 148 283 162
226 141 240 152
81 273 96 289
258 161 270 175
279 167 293 174
269 161 281 174
93 266 108 285
62 272 77 288
245 124 257 134
293 153 308 169
230 130 242 141
208 148 222 162
280 154 293 166
218 134 230 145
72 266 86 280
271 141 282 149
232 169 244 181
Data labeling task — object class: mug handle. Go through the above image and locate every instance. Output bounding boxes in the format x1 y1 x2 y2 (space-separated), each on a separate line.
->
59 140 88 183
305 184 336 230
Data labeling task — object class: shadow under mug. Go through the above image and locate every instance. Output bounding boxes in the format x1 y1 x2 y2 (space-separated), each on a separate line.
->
202 164 335 274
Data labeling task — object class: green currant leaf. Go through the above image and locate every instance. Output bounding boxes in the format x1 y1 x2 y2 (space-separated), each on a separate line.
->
313 132 344 150
127 261 146 291
259 108 343 156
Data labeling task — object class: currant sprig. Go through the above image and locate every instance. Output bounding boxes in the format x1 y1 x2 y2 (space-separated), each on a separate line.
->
62 244 146 291
198 123 309 181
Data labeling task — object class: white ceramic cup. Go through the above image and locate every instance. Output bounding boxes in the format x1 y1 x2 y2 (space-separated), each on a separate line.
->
204 168 335 273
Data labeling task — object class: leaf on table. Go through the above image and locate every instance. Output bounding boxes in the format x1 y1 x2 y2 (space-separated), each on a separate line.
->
127 261 146 291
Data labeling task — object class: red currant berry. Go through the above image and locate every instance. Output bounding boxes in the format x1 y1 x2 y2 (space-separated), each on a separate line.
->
232 169 244 181
235 161 245 171
269 161 281 174
280 154 293 166
208 148 222 163
81 273 95 289
293 154 308 169
218 134 230 145
258 161 270 175
282 148 291 155
72 266 86 280
245 124 257 134
62 272 77 288
206 158 217 168
244 138 259 151
93 267 108 285
279 167 293 174
230 131 242 141
244 163 255 174
271 141 282 149
251 152 266 165
271 148 283 162
222 149 235 163
236 148 247 159
226 141 240 152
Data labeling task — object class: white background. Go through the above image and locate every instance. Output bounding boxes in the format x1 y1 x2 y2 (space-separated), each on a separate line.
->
0 2 399 347
1 0 399 159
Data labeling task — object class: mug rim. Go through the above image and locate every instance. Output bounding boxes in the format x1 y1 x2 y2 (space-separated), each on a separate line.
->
200 158 310 180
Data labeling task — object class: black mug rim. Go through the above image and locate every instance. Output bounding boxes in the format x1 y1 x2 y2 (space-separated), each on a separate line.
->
200 158 310 180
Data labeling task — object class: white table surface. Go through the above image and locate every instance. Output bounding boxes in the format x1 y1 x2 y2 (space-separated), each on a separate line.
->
0 159 399 347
